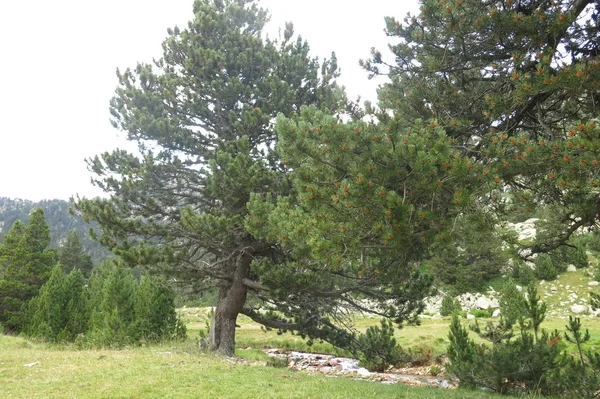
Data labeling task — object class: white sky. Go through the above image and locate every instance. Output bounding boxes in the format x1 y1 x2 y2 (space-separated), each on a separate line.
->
0 0 418 202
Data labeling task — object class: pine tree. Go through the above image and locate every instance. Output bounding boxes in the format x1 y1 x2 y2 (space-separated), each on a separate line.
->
87 263 137 346
0 208 56 332
73 0 344 355
363 0 600 256
58 230 94 278
26 265 88 342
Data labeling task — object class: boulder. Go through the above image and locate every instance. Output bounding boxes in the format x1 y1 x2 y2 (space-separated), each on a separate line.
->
474 296 494 310
571 304 589 314
567 264 577 272
589 281 600 287
492 309 501 318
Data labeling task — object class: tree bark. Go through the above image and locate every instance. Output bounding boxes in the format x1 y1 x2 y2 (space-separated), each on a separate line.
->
208 250 252 356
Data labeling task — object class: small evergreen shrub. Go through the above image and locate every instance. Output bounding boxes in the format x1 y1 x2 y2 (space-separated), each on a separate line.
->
511 261 536 285
26 265 89 342
550 245 588 270
499 279 526 325
357 319 406 372
440 295 462 316
469 309 493 318
24 262 186 346
534 254 558 281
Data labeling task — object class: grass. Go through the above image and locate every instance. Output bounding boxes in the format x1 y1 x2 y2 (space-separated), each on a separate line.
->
1 334 510 399
4 265 600 398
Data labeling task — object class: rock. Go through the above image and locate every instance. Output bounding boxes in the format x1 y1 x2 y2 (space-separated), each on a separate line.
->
589 281 600 287
474 296 493 310
24 362 39 367
356 368 371 377
567 264 577 272
571 304 589 314
551 286 558 292
466 314 476 319
492 309 501 317
516 285 523 292
328 359 338 367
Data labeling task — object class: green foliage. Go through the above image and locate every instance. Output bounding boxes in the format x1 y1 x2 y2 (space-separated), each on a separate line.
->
469 309 493 318
426 216 507 293
73 0 346 356
26 265 88 342
440 296 462 317
0 209 56 333
58 230 94 278
550 244 588 271
498 280 526 326
550 316 600 398
448 308 562 395
534 254 558 281
86 263 137 346
446 314 477 388
0 197 110 262
357 319 406 372
510 261 536 286
133 275 187 342
20 262 188 347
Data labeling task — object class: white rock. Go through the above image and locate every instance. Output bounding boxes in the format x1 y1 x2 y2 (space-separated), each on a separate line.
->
492 309 501 317
589 281 600 287
474 297 494 310
571 304 589 314
567 265 578 272
516 285 523 292
466 314 476 319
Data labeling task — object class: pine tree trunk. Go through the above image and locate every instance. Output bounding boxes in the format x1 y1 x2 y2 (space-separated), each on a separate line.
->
208 251 252 356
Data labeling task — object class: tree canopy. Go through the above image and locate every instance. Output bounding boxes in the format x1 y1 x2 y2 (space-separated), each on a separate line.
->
363 0 600 255
74 0 345 355
75 0 600 357
0 208 56 332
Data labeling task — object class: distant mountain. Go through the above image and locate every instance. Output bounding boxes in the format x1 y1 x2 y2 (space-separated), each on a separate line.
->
0 197 111 262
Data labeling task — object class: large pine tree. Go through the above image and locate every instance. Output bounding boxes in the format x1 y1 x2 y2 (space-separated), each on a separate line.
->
362 0 600 255
74 0 345 355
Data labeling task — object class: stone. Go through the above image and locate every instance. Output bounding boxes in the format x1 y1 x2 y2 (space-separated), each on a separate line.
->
551 286 558 292
492 309 501 317
466 314 476 319
567 264 577 272
516 285 523 292
589 281 600 287
571 304 589 314
474 296 493 310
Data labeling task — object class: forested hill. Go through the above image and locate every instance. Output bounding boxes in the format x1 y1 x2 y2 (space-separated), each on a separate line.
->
0 197 111 262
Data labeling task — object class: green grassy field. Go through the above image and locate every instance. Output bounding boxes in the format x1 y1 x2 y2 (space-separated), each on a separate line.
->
4 270 600 399
1 333 510 399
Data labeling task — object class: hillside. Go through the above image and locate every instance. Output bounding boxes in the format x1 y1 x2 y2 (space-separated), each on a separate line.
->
0 197 111 262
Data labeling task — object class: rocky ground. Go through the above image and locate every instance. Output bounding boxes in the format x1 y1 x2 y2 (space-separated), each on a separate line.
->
264 349 455 389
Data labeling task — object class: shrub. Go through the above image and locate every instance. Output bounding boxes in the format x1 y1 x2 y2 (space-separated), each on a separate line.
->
534 254 558 281
511 260 536 285
133 275 186 342
447 302 562 395
550 245 588 270
469 309 492 318
26 261 186 346
499 279 526 326
357 319 406 372
26 266 88 342
440 295 462 316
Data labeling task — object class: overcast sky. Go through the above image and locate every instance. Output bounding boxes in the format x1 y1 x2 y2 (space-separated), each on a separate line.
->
0 0 419 202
